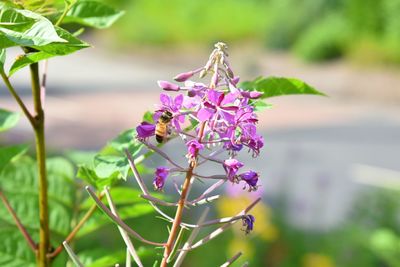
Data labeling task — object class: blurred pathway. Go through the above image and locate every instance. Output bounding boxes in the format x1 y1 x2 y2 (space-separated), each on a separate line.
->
1 44 400 230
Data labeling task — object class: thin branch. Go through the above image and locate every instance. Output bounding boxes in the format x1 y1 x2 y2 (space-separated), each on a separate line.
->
189 180 225 204
105 187 144 267
86 186 165 246
198 152 224 164
63 241 84 267
140 194 177 207
125 150 198 229
48 192 105 258
197 148 225 166
173 208 210 267
126 247 131 267
192 173 228 180
0 190 37 251
180 197 261 251
220 252 242 267
140 140 185 170
0 71 35 126
189 195 220 206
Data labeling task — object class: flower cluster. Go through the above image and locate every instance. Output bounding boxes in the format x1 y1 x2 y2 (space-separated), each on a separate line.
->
136 42 263 226
136 42 263 194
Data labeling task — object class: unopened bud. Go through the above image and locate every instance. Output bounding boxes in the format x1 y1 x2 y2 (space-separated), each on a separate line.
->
157 80 180 91
241 91 263 99
174 71 194 82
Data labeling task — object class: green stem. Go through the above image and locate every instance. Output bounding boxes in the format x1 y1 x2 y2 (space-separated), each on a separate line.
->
30 62 50 267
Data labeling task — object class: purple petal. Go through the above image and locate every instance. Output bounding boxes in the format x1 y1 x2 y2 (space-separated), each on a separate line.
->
174 94 184 108
136 121 155 138
197 108 215 122
160 93 172 107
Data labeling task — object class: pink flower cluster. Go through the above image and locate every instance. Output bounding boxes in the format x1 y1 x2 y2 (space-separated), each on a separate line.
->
136 42 263 192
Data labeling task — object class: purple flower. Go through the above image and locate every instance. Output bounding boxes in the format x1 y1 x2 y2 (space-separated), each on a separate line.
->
239 171 259 191
136 121 155 139
186 139 204 160
156 93 185 131
174 71 194 82
242 214 255 234
223 158 244 181
197 90 238 123
157 80 180 91
153 167 169 191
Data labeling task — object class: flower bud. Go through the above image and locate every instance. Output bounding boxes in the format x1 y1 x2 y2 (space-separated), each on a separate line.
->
174 71 194 82
157 80 180 91
241 91 263 99
153 167 169 191
242 214 255 234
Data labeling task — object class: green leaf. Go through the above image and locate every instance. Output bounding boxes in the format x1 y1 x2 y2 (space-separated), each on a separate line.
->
0 227 36 267
77 165 119 190
143 111 154 123
80 249 125 267
0 144 28 172
0 108 19 132
252 100 273 112
0 3 66 49
94 155 129 180
77 202 154 237
240 76 326 99
9 27 90 76
0 49 5 71
0 156 75 240
64 1 124 29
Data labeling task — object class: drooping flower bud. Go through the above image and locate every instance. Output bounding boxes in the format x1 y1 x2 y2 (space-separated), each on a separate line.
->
239 171 259 191
242 214 255 234
174 71 194 82
153 167 169 191
223 158 244 182
157 80 180 91
136 121 155 139
241 90 263 99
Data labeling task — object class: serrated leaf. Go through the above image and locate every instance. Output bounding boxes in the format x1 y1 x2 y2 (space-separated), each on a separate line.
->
0 3 66 48
9 27 90 76
0 156 75 241
64 0 124 29
0 144 28 172
77 165 119 190
240 76 326 98
0 227 36 267
0 108 19 132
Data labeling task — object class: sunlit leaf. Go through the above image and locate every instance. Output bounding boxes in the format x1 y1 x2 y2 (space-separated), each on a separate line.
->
0 108 19 132
0 3 65 48
240 76 326 98
0 144 28 172
9 27 90 76
64 1 124 29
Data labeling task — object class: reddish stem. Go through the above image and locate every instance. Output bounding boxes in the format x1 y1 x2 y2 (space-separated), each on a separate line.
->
0 190 37 251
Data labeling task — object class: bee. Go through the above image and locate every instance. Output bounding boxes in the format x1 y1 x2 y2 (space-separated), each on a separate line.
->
155 111 173 143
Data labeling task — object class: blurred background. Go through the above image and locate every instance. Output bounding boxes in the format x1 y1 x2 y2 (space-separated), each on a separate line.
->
1 0 400 266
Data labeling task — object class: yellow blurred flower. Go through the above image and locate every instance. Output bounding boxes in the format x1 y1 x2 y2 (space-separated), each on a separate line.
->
302 253 335 267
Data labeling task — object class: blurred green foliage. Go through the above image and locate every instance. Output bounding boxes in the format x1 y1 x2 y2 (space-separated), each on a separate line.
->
103 0 400 64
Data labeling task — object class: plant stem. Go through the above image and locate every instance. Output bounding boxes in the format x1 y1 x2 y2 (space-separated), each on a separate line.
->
30 62 50 267
160 122 206 267
0 190 37 251
0 71 35 127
